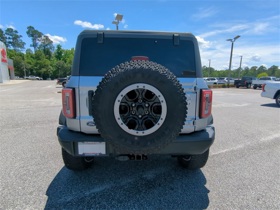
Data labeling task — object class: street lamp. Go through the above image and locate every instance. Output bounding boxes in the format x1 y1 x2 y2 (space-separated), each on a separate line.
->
112 14 123 30
238 55 243 79
208 59 211 77
226 35 240 87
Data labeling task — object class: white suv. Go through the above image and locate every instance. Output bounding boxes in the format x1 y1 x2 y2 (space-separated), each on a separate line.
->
57 30 215 171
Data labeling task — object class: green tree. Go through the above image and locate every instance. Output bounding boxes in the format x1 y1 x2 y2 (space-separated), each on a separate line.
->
249 66 258 77
54 60 69 78
257 72 268 78
38 35 54 59
32 50 53 79
24 49 35 76
202 65 215 77
257 65 267 75
0 29 7 45
6 49 25 77
26 26 43 52
4 28 25 51
62 48 74 64
267 65 280 77
54 44 63 61
52 47 74 78
241 67 250 77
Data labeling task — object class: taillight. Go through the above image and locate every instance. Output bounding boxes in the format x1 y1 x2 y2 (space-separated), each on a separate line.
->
262 84 266 92
200 89 213 118
62 88 76 118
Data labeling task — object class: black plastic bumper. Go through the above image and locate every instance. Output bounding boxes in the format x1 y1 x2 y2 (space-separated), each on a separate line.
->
57 125 215 156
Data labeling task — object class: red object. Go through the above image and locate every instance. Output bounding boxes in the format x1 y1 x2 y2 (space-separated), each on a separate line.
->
262 84 266 92
131 56 149 61
62 88 76 118
200 89 213 118
1 48 8 63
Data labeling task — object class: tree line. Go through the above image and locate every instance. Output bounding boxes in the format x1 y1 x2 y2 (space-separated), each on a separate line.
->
0 26 73 79
0 26 279 79
202 65 280 79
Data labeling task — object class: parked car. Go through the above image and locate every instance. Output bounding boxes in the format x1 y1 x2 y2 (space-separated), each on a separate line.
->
57 76 70 87
217 77 234 84
204 77 218 85
261 81 280 107
24 75 42 80
234 76 256 88
252 76 276 89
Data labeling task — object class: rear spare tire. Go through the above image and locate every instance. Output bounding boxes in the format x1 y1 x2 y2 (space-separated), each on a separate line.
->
92 60 187 154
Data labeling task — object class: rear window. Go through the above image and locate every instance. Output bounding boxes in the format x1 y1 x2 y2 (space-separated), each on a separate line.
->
79 37 196 77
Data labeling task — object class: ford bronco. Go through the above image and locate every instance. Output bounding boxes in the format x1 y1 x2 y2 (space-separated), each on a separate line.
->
57 30 215 171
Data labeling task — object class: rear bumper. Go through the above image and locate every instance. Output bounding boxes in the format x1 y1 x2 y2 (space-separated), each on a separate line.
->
261 91 273 99
57 125 215 156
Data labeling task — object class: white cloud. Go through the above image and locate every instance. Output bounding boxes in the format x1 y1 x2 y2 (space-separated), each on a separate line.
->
192 7 218 20
0 24 16 29
74 20 104 29
200 16 279 39
199 24 248 38
124 24 128 29
45 34 67 44
197 15 280 69
250 55 261 62
251 23 270 34
196 36 211 49
6 25 16 30
200 42 280 70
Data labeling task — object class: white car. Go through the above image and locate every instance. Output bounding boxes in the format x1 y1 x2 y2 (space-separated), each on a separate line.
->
204 77 218 85
217 77 234 84
252 76 276 89
261 82 280 107
25 76 42 80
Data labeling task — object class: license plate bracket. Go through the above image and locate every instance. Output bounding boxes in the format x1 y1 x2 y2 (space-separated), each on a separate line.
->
78 142 106 156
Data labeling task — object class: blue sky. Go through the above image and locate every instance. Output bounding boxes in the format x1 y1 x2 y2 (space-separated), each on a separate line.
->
0 0 279 70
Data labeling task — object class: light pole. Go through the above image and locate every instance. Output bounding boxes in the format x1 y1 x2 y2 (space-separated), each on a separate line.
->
208 59 211 77
238 55 243 79
226 35 240 87
112 14 123 30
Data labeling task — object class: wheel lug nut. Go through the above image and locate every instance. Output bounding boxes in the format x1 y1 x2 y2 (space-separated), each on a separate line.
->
139 115 142 118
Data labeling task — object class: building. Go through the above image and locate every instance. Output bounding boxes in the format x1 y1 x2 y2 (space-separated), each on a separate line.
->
0 41 14 83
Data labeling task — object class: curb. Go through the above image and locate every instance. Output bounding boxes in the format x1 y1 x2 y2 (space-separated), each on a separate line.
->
0 80 31 86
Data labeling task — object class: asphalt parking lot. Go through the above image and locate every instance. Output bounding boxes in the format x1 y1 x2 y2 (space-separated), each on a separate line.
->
0 80 279 209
